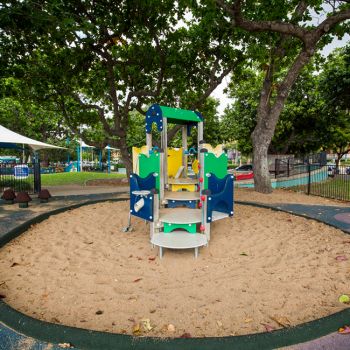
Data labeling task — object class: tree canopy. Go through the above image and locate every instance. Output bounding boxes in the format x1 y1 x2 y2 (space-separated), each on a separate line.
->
216 0 350 192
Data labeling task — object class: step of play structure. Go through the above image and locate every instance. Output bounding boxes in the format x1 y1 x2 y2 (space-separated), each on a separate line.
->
168 177 197 192
151 231 208 258
164 191 200 201
168 178 197 185
159 208 202 224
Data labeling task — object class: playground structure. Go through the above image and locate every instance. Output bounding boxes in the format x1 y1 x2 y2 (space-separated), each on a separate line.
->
127 104 234 258
65 142 120 173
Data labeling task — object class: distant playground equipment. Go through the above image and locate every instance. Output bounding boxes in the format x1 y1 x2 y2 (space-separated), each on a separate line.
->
126 104 234 258
64 141 120 173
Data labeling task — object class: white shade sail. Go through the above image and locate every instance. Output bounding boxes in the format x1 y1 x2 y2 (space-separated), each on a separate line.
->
105 145 119 151
81 140 95 148
0 124 65 151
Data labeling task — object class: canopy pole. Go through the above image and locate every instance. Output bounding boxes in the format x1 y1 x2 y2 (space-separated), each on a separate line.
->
99 150 102 170
33 151 41 193
80 139 83 172
76 145 80 172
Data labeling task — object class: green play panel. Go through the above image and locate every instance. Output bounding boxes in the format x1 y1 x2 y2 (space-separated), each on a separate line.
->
163 222 197 233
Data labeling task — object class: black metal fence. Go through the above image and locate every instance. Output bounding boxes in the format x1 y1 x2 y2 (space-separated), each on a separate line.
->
0 163 34 193
281 163 350 202
274 152 327 179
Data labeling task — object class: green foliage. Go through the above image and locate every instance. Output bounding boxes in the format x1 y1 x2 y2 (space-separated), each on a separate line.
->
318 45 350 159
221 68 262 155
222 46 350 157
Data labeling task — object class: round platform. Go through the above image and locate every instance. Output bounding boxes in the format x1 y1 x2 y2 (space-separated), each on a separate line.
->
159 208 202 224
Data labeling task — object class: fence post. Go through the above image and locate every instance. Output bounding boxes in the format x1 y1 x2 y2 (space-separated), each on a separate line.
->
275 158 278 179
33 152 41 194
307 161 311 195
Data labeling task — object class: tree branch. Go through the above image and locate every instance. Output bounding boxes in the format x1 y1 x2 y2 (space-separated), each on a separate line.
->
215 0 310 44
71 93 117 136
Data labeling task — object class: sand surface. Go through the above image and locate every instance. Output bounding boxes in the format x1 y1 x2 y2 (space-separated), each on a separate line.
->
235 188 349 206
0 199 350 338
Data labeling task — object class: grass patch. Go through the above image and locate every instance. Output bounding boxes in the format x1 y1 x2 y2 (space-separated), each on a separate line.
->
292 176 350 201
41 172 126 187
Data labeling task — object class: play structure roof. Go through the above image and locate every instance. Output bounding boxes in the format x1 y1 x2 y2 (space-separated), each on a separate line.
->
0 124 65 151
159 105 203 124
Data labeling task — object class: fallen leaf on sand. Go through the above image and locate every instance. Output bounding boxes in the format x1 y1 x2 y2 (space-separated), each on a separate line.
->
216 320 223 327
95 310 104 315
148 256 156 261
240 252 248 256
132 323 142 336
10 262 19 267
244 318 253 323
338 325 350 334
133 278 142 283
180 332 192 338
270 316 291 328
141 318 153 332
336 255 348 261
167 324 176 333
261 323 276 332
83 241 93 245
339 294 350 304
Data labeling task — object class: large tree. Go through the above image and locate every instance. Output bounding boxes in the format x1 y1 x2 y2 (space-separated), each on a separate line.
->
319 45 350 167
1 1 243 176
222 61 326 156
216 0 350 192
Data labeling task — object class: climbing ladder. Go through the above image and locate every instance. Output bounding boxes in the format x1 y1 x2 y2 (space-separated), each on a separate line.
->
128 104 234 258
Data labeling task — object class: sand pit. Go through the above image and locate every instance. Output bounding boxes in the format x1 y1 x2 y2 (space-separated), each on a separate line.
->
0 200 349 338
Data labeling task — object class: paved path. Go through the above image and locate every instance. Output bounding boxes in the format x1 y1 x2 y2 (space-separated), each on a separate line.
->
1 192 350 349
0 186 128 237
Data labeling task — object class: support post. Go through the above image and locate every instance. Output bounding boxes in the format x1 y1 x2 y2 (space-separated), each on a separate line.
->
146 133 152 153
199 149 206 187
182 126 187 177
197 121 204 152
159 150 165 203
161 118 168 188
150 191 159 240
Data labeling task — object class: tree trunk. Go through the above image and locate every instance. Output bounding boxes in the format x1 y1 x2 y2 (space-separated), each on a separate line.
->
252 129 272 193
118 141 133 179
